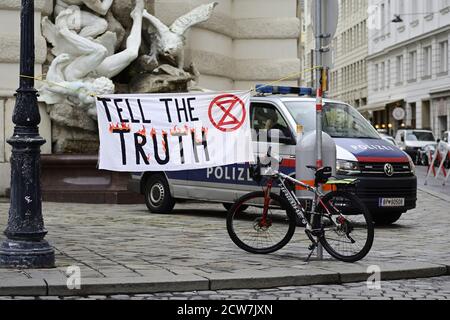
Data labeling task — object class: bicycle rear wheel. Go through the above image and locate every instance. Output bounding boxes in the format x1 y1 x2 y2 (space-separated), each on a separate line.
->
317 191 374 262
227 191 297 254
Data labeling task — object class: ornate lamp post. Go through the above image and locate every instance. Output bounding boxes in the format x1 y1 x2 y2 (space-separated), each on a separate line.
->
0 0 55 268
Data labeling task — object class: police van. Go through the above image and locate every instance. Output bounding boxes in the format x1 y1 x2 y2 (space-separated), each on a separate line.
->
128 86 417 225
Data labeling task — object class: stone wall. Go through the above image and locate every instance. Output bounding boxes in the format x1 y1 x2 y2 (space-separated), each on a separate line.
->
0 0 53 195
154 0 301 90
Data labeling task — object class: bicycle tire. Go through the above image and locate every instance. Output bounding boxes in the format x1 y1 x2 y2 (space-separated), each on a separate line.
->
317 190 374 262
227 191 297 254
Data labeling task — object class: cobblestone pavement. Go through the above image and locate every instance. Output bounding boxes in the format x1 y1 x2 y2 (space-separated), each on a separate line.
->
1 276 449 300
0 189 449 284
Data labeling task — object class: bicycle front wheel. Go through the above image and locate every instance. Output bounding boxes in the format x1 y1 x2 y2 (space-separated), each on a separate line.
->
227 191 297 254
317 191 374 262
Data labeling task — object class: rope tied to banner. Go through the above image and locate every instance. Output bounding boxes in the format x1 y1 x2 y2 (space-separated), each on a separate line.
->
19 74 98 97
249 66 322 93
22 64 323 99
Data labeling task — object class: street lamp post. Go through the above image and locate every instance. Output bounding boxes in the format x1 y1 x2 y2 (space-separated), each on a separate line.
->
0 0 55 268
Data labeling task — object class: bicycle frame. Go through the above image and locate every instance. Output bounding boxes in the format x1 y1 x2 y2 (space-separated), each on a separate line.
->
260 169 339 231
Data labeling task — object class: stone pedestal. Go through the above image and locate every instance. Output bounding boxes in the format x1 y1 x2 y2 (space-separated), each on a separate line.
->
41 154 144 204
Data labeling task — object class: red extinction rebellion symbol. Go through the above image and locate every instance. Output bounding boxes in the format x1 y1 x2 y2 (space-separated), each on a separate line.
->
208 94 246 132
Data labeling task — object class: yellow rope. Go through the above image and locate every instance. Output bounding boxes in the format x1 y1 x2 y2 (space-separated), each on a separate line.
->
250 65 322 92
22 65 322 98
20 74 97 97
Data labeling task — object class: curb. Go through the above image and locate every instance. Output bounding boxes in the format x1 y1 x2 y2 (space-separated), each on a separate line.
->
1 262 449 296
418 185 450 202
0 279 47 296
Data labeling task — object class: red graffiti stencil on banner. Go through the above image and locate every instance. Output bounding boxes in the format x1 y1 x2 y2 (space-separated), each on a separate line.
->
208 94 246 132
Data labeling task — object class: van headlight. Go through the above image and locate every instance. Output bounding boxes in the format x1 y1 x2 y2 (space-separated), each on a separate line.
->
406 155 416 175
336 160 360 175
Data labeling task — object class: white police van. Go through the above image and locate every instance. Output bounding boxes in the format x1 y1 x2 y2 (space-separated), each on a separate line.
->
128 86 417 225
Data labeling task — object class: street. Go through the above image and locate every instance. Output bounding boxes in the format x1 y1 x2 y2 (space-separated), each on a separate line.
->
0 182 449 299
1 276 449 300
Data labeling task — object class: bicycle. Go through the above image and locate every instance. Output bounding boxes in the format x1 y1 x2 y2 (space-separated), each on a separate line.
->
226 151 374 263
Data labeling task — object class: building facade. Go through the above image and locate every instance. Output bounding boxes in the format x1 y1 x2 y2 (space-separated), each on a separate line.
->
155 0 301 91
366 0 450 138
0 0 302 196
302 0 369 110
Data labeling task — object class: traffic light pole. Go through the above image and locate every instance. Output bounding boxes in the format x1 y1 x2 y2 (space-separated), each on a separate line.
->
315 0 324 260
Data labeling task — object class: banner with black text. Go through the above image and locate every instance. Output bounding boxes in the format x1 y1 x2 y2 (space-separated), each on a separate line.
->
96 91 254 171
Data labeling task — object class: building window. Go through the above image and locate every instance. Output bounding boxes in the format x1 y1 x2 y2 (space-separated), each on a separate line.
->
381 3 386 31
408 51 417 80
439 41 449 73
381 62 385 89
374 64 379 90
387 0 391 33
423 46 432 77
396 55 404 83
387 60 391 88
399 0 405 13
412 0 418 13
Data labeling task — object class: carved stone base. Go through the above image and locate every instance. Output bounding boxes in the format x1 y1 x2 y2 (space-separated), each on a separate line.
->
41 154 144 204
0 239 55 269
51 124 99 154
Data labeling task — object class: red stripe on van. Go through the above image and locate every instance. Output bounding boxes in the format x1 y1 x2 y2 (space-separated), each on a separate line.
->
356 156 409 163
281 159 296 168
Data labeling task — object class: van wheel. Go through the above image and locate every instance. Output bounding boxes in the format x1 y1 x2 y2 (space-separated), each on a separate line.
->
144 174 175 213
372 211 403 225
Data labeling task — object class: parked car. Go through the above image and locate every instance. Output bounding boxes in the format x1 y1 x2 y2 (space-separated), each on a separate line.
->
130 86 417 225
395 129 437 164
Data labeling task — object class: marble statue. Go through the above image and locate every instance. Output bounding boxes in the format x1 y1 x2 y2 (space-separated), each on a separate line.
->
39 0 144 117
143 2 218 69
55 0 114 16
37 0 219 152
53 0 114 39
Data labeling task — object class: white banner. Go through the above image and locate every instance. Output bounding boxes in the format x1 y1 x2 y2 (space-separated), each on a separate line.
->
96 91 254 171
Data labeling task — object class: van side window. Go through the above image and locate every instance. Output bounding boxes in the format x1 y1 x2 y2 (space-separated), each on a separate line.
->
250 103 290 140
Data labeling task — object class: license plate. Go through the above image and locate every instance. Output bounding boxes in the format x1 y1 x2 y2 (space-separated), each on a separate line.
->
379 198 405 207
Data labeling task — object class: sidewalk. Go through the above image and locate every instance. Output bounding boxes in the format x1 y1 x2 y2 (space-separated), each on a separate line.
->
416 165 450 201
0 189 449 296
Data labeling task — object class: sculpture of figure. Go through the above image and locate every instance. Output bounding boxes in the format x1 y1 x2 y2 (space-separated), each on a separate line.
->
52 0 114 39
55 0 114 16
143 2 218 69
39 0 145 111
42 54 114 110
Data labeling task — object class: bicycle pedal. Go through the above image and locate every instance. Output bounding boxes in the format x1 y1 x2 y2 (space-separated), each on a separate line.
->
308 244 316 251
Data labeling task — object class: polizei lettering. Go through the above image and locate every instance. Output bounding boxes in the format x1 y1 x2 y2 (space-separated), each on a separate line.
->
350 144 395 151
206 166 252 181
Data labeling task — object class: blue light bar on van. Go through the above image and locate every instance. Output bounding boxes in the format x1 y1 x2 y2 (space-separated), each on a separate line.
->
255 84 315 96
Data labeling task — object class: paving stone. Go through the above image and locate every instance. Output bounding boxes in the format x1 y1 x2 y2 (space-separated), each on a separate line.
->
1 190 450 298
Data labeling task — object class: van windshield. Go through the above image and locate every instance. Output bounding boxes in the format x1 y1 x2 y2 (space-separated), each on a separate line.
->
406 131 435 141
284 101 380 139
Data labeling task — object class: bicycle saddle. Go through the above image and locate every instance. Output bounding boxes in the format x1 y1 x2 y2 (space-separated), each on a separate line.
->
308 166 333 184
